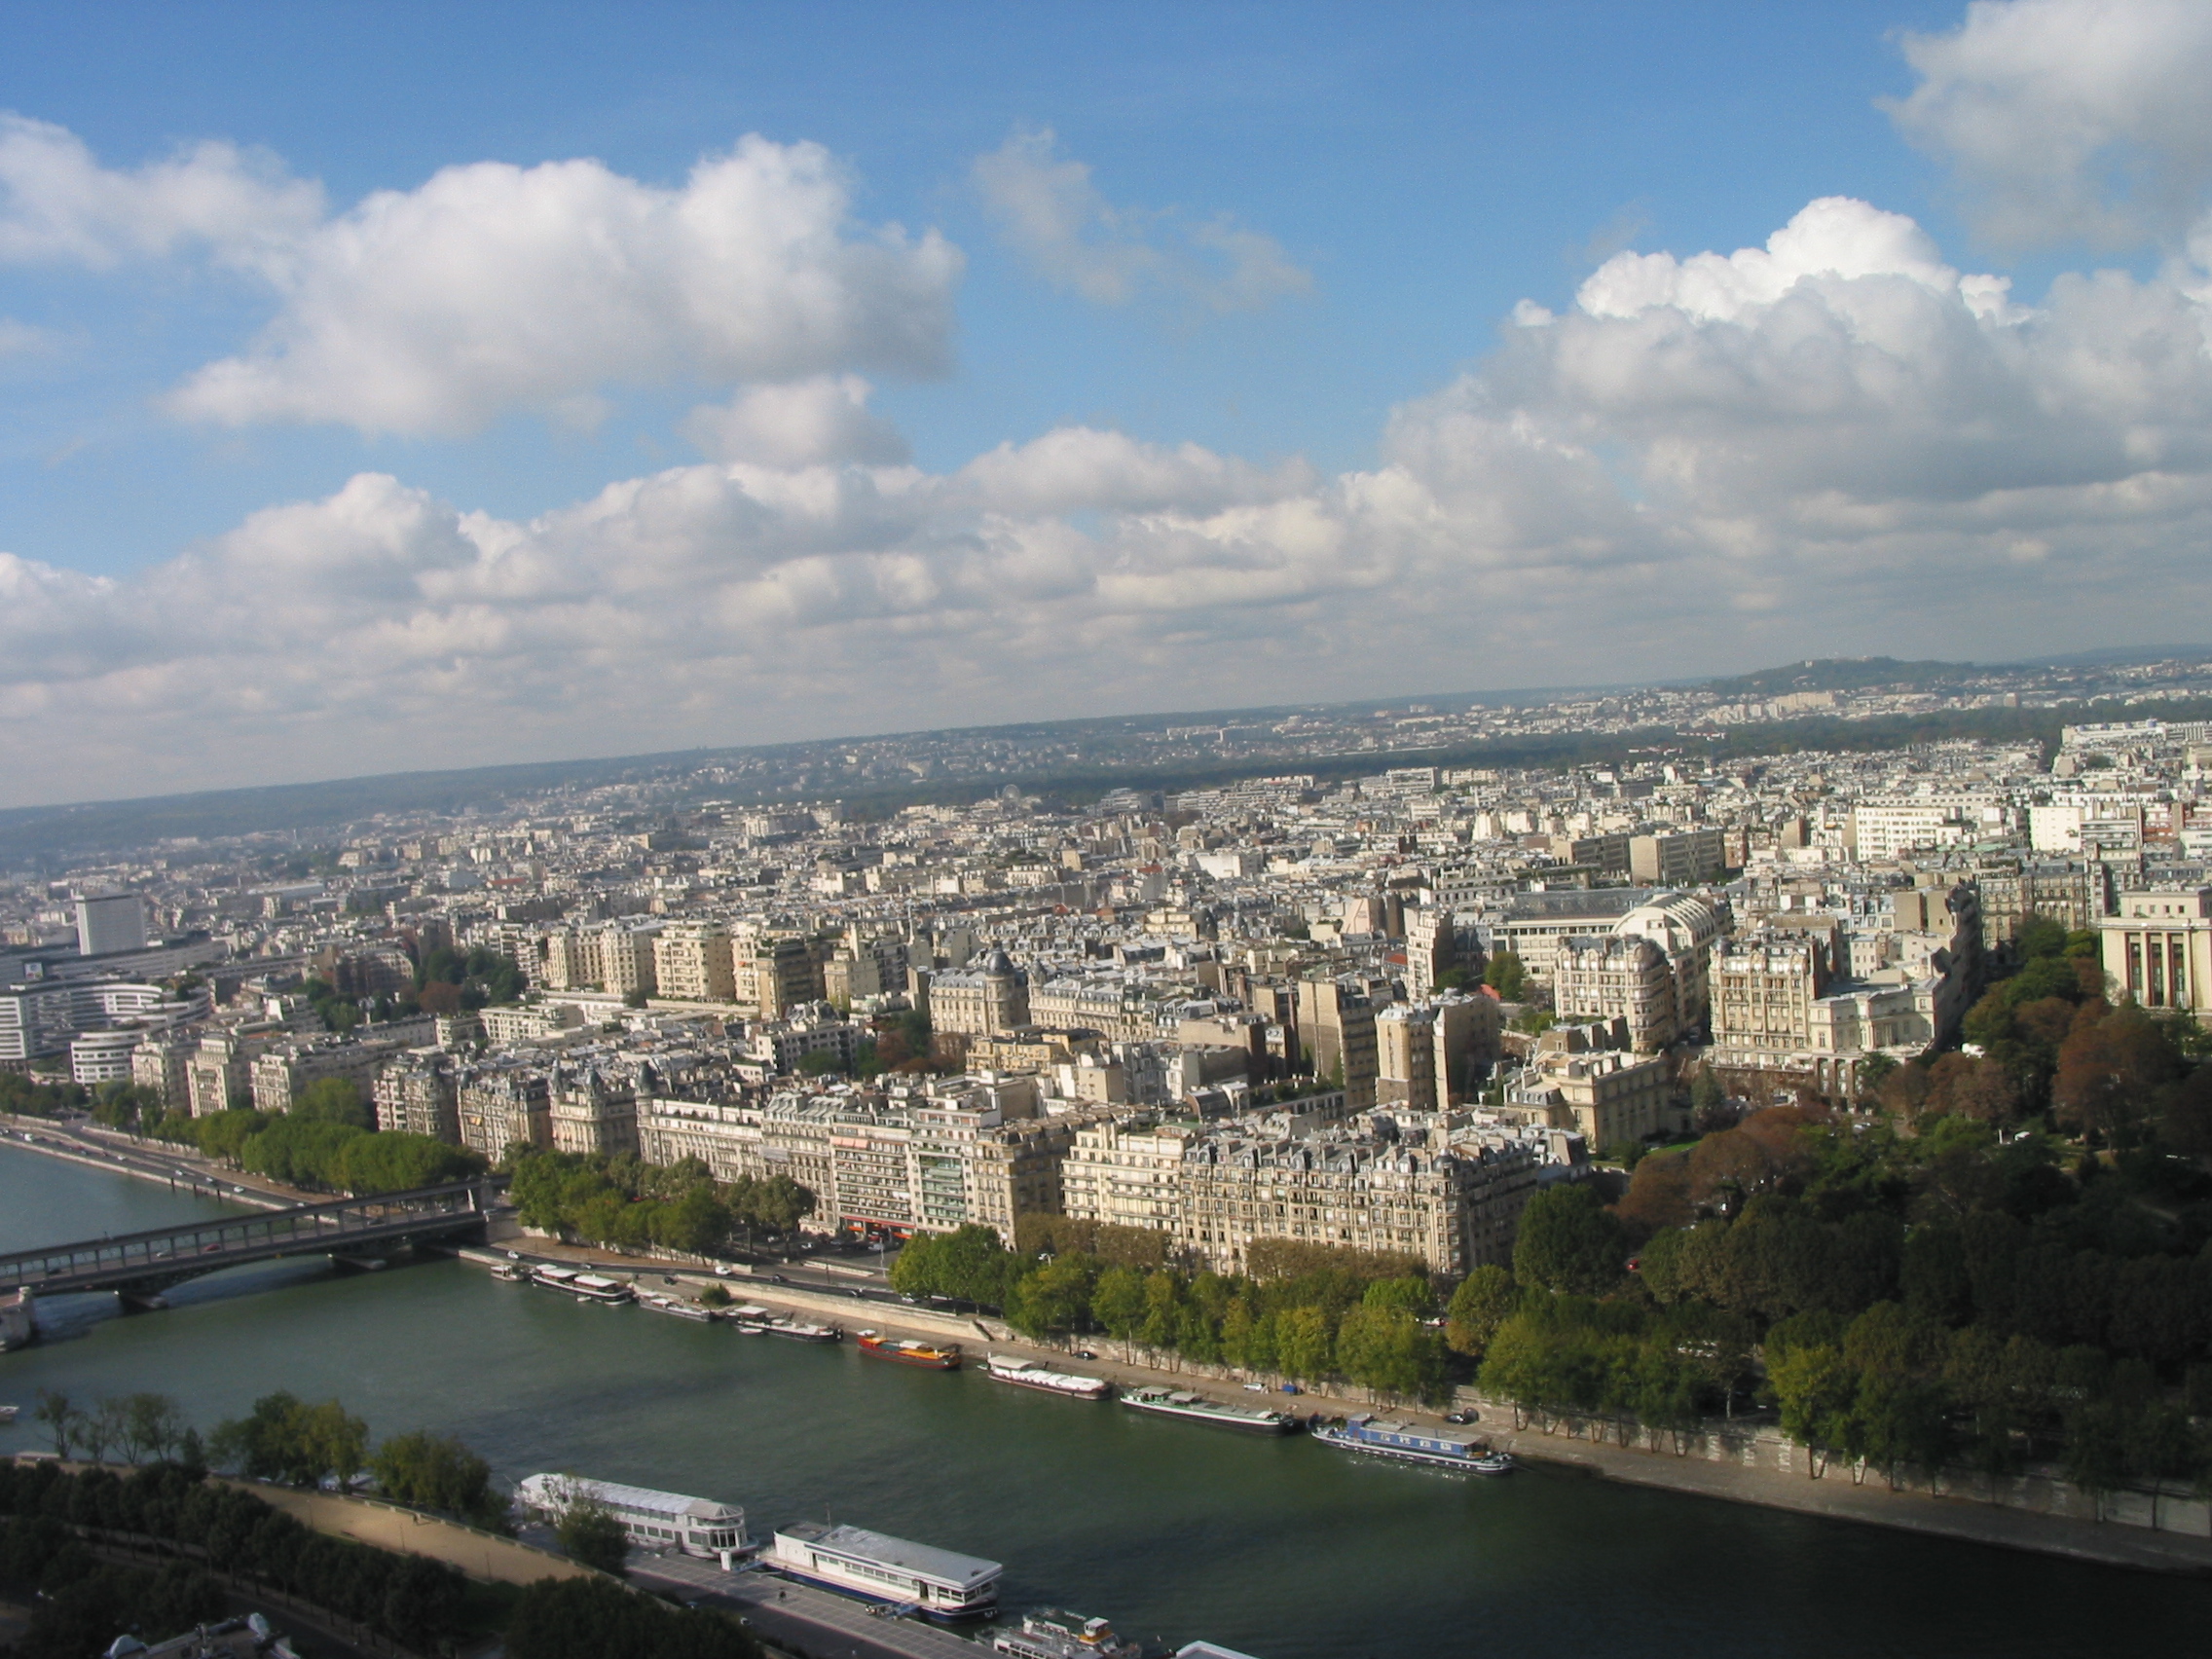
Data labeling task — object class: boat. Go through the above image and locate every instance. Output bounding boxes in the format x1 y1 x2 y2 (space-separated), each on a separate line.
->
490 1264 528 1283
1119 1385 1298 1434
0 1404 18 1425
763 1520 1000 1621
529 1264 581 1292
992 1607 1143 1658
640 1293 715 1322
722 1303 777 1333
984 1355 1111 1400
1310 1413 1514 1473
764 1315 842 1343
858 1331 961 1369
571 1273 635 1304
517 1473 749 1561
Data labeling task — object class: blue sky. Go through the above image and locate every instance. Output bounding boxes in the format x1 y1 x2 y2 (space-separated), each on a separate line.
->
3 0 2210 803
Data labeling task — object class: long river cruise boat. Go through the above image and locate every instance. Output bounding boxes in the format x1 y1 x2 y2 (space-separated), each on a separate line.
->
984 1354 1112 1399
516 1473 749 1562
858 1331 961 1369
1120 1385 1299 1434
764 1520 1001 1621
527 1264 634 1303
1310 1414 1514 1472
992 1607 1143 1658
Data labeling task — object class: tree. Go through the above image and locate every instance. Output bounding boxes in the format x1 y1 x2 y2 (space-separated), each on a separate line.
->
553 1484 632 1576
1767 1345 1857 1477
34 1388 79 1459
1512 1184 1627 1296
1484 950 1527 1003
119 1393 189 1463
371 1430 501 1527
1274 1307 1335 1383
1444 1265 1517 1358
292 1076 373 1128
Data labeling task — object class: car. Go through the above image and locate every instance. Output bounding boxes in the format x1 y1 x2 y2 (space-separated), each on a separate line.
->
1280 1383 1302 1394
900 1295 919 1304
767 1273 789 1284
506 1251 521 1261
662 1275 680 1285
1074 1350 1098 1362
1445 1410 1480 1425
847 1288 867 1298
1242 1382 1266 1393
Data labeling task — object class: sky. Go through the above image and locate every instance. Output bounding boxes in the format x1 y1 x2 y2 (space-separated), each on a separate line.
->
3 0 2211 807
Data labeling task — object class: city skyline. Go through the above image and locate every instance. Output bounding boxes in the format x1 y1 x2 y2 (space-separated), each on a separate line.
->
5 0 2212 804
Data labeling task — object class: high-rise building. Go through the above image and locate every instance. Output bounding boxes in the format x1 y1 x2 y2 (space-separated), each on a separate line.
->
74 892 148 957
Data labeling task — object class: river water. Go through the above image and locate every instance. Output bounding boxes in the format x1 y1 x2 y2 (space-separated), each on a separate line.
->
1 1141 2205 1658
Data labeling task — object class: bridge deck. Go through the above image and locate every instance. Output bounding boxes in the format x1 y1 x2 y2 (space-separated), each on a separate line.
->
0 1178 500 1296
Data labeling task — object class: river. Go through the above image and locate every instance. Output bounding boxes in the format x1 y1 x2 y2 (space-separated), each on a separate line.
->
1 1141 2205 1657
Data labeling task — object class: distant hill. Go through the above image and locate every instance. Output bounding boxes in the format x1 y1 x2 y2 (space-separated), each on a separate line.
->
1699 657 1981 699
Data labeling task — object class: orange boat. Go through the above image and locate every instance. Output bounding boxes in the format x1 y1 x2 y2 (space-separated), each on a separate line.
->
857 1330 962 1370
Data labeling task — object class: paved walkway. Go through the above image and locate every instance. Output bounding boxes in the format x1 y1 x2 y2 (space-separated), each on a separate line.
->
634 1555 986 1659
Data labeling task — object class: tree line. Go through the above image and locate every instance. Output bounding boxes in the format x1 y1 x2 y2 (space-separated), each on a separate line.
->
136 1076 486 1195
891 1220 1455 1401
506 1149 815 1256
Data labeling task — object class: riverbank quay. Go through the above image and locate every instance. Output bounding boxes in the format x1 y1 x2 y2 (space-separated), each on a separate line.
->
1464 1410 2212 1576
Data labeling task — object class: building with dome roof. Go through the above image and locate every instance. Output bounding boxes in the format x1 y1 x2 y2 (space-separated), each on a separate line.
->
930 946 1031 1037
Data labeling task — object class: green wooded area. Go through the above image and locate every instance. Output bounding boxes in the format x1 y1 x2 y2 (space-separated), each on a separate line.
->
506 1150 815 1255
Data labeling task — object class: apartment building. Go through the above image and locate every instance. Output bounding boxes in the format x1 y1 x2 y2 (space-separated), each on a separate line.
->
1177 1130 1541 1276
374 1051 460 1142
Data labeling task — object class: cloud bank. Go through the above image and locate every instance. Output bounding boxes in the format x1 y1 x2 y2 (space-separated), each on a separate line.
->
6 187 2212 803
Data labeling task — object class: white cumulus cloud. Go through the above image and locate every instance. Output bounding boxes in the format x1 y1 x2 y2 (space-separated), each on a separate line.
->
682 376 911 467
0 116 963 437
1885 0 2212 248
168 139 963 435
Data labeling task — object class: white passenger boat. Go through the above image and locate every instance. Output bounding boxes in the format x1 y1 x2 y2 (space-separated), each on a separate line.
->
1311 1414 1513 1472
1120 1385 1298 1434
723 1303 776 1332
0 1404 18 1425
764 1520 1000 1621
529 1265 581 1291
517 1473 749 1562
985 1355 1112 1400
571 1273 635 1304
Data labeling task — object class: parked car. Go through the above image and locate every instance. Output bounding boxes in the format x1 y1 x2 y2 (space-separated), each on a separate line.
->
1445 1410 1480 1425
